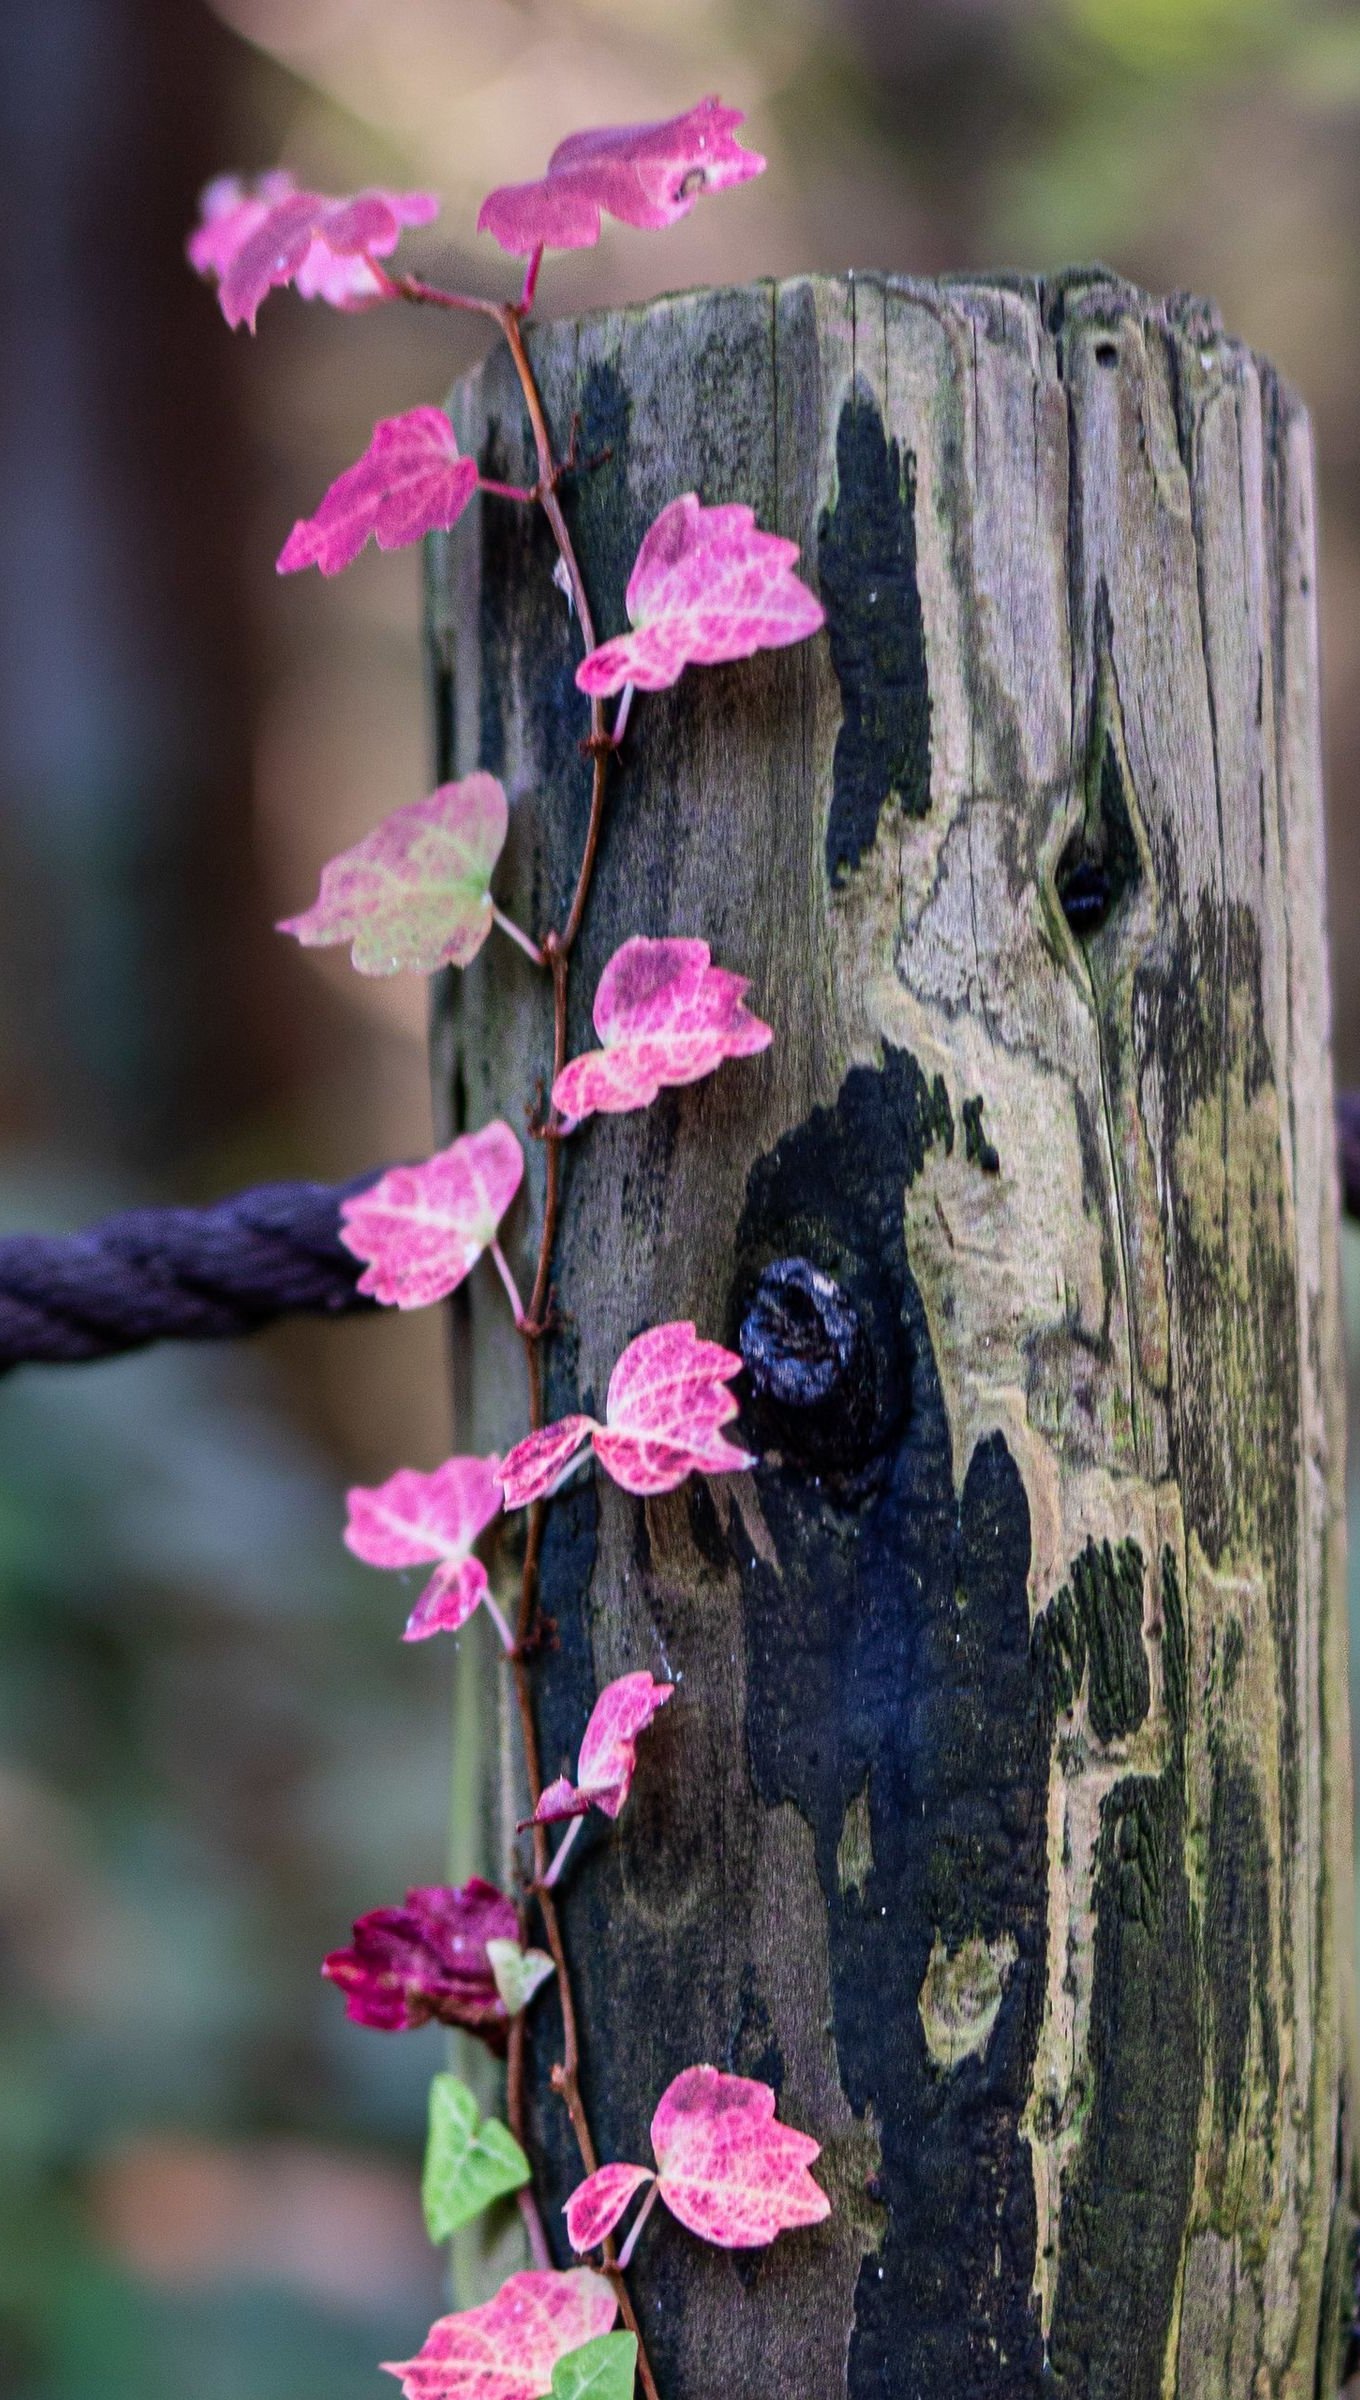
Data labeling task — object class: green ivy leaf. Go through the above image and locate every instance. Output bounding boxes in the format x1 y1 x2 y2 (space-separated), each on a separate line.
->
549 2331 638 2400
421 2072 531 2242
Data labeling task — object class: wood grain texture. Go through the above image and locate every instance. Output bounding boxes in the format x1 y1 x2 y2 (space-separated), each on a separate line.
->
426 271 1352 2399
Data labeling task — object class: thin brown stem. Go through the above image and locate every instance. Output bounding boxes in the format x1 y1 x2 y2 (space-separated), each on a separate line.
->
479 477 540 506
499 312 601 663
397 267 655 2400
517 2186 554 2273
500 323 658 2400
368 258 505 322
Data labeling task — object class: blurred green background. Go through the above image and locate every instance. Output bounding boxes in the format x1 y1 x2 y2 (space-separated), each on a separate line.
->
2 0 1360 2393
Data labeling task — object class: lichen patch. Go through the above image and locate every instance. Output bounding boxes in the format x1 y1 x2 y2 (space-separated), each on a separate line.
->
917 1930 1018 2071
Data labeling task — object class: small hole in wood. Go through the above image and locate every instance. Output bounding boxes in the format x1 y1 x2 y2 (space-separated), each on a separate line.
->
740 1256 878 1470
1056 730 1141 939
1094 340 1119 368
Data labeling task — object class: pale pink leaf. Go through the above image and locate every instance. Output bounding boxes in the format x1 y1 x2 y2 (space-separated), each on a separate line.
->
401 1561 490 1641
477 97 763 257
186 170 294 280
499 1418 596 1509
574 1671 673 1819
278 411 479 578
188 173 438 330
565 2164 655 2255
650 2066 829 2248
552 937 771 1121
340 1124 523 1309
278 776 508 973
529 1774 592 1826
344 1456 502 1639
575 496 824 698
501 1324 752 1505
594 1322 753 1495
530 1671 672 1825
384 2268 617 2400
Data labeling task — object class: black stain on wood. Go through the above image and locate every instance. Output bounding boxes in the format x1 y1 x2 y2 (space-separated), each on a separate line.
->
729 1046 1049 2396
1141 889 1302 1898
559 357 640 646
1045 1547 1199 2400
962 1095 1000 1174
818 389 932 888
1206 1748 1278 2154
1031 1537 1150 1741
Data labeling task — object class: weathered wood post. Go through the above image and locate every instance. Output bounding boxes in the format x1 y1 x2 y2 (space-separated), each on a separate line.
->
428 272 1353 2398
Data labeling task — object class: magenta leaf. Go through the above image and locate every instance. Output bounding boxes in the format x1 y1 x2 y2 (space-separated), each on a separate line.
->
498 1417 596 1508
534 1774 586 1823
339 1124 523 1310
384 2269 617 2400
278 410 479 578
344 1455 503 1639
650 2066 829 2245
552 936 771 1121
323 1877 517 2044
501 1323 752 1505
530 1672 673 1825
566 2068 829 2256
188 172 438 330
564 2164 655 2255
477 97 763 257
278 776 508 973
595 1322 753 1494
187 170 294 281
575 495 824 699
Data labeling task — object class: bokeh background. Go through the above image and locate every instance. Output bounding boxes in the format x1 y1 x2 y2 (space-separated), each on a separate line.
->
2 0 1360 2392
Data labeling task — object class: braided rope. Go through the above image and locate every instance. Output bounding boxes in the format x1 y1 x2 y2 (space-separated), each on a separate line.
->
0 1170 385 1372
0 1096 1357 1377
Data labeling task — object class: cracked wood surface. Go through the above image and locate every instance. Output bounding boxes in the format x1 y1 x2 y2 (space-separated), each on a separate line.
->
427 271 1352 2399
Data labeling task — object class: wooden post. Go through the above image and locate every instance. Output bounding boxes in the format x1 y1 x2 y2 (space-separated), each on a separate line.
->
427 272 1353 2398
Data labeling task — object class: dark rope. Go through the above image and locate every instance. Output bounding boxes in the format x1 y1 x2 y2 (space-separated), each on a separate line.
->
2 1092 1360 1376
0 1170 384 1373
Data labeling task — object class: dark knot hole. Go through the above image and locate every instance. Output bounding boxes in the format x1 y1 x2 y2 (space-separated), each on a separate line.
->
739 1257 878 1470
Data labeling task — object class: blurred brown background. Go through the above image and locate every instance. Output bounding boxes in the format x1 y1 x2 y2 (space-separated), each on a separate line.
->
1 1 1359 2392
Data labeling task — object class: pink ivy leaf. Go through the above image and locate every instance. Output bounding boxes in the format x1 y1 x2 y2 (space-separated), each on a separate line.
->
344 1456 503 1640
533 1774 587 1823
497 1417 596 1509
384 2269 617 2400
278 776 508 974
323 1877 517 2042
529 1673 673 1826
575 495 824 699
188 172 438 330
593 1322 753 1495
501 1323 752 1506
278 411 479 578
186 170 295 281
552 936 771 1122
566 2068 829 2256
564 2163 655 2255
650 2066 829 2245
477 97 763 257
340 1124 523 1310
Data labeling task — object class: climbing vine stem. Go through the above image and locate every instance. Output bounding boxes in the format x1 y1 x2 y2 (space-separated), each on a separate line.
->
392 273 659 2400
